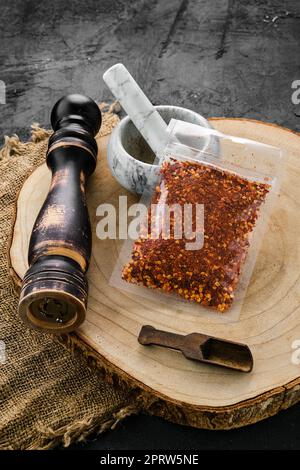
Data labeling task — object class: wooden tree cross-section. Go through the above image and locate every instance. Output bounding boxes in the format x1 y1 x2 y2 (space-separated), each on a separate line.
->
9 119 300 429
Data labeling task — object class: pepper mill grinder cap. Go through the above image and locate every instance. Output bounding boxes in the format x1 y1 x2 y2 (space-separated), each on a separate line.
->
51 94 102 135
47 94 102 172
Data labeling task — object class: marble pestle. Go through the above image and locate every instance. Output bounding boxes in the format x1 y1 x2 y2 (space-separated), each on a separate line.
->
103 63 168 157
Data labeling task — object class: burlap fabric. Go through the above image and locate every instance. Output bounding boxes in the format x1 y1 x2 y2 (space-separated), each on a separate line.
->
0 104 137 450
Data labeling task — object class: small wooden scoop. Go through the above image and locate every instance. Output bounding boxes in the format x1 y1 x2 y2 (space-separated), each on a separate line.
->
138 325 253 373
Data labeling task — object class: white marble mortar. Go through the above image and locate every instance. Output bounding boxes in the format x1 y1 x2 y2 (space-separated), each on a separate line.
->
107 105 218 194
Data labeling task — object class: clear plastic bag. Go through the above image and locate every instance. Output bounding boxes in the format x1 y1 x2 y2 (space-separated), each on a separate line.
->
110 119 284 322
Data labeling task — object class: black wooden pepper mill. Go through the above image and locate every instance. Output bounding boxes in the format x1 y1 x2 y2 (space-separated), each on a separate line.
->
18 94 101 333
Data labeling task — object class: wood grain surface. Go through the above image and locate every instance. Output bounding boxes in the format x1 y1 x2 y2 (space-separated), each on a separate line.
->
10 118 300 428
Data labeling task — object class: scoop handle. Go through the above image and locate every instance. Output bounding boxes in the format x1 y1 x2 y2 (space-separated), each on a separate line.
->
103 63 167 156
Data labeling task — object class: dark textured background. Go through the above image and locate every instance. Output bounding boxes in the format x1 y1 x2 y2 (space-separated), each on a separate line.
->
1 0 300 450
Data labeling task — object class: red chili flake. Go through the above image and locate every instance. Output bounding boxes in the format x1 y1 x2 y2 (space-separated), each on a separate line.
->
122 159 270 312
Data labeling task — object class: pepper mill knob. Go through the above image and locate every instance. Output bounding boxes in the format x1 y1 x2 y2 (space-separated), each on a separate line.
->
18 94 101 334
51 94 102 134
